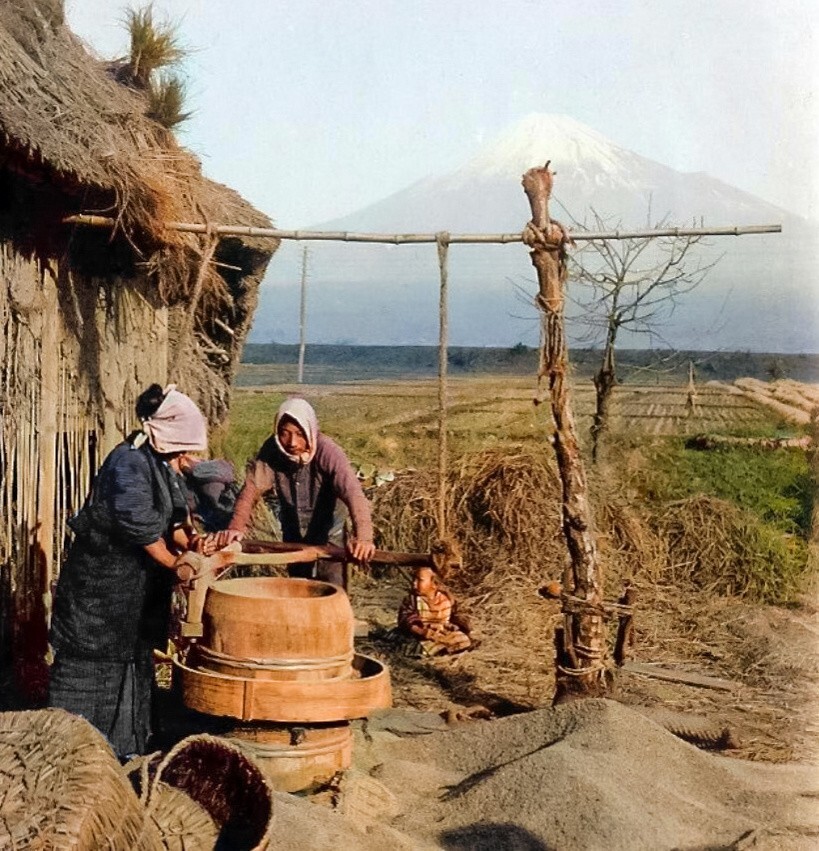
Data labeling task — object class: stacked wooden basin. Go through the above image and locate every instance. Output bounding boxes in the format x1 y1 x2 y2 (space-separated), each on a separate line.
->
174 577 391 792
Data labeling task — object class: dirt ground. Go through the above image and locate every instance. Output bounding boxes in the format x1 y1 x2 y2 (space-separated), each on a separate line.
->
350 569 819 766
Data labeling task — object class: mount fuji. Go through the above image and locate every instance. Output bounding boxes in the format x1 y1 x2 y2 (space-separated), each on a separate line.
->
252 114 818 353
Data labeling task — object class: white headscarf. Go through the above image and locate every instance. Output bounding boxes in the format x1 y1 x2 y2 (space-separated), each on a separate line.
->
273 397 318 464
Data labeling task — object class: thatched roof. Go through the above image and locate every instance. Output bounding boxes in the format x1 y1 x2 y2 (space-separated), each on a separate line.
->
0 0 277 422
0 0 272 244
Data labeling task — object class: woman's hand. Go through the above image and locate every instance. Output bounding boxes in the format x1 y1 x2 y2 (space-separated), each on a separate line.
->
202 528 244 555
347 538 376 563
174 554 197 584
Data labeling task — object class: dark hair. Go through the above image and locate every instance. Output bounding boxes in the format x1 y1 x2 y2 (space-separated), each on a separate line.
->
136 383 165 420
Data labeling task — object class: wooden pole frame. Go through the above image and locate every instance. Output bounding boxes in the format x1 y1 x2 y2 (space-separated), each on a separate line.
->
297 246 309 384
62 197 784 705
522 163 610 702
63 214 781 244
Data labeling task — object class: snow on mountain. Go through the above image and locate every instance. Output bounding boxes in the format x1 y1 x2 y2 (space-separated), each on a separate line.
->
252 114 817 352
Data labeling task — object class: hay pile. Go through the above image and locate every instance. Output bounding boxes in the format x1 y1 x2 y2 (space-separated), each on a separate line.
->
373 449 654 587
367 447 813 723
374 448 806 608
656 494 806 602
733 379 814 426
369 450 659 708
373 449 657 637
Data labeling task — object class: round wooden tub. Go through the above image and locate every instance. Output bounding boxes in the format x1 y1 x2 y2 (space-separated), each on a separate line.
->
200 577 354 681
175 653 392 723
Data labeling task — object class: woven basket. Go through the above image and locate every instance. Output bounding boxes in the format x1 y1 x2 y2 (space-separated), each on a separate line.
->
0 708 162 849
129 734 274 851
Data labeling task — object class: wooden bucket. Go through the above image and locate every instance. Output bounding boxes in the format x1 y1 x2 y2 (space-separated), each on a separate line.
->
225 722 352 793
201 577 354 681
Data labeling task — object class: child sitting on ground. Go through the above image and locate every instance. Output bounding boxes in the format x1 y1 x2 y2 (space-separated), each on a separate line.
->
397 566 472 657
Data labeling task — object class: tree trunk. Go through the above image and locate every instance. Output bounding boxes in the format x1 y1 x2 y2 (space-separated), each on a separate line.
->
591 331 616 463
521 164 610 702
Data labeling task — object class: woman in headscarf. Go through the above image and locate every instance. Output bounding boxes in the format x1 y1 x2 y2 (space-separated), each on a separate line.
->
49 384 208 760
212 397 375 587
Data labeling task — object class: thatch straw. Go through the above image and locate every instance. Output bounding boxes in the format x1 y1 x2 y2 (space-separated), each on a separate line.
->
0 708 161 849
0 1 277 422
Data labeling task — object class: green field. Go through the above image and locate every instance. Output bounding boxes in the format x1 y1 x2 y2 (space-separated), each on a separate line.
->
220 370 812 571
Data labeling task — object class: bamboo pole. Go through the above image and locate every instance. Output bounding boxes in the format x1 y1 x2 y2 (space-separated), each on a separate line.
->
63 214 782 244
297 246 308 384
436 233 450 538
521 163 610 703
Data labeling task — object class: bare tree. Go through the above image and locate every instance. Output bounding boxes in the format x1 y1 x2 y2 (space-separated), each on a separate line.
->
566 207 719 461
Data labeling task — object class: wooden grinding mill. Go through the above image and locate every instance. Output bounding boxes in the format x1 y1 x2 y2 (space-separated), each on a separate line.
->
173 574 391 792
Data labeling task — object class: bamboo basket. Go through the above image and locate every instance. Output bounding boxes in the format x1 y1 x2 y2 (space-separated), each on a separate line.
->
0 708 162 850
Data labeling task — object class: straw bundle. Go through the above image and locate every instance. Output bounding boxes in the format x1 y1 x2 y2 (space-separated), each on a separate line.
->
780 379 819 407
0 708 161 849
374 449 657 593
771 381 819 413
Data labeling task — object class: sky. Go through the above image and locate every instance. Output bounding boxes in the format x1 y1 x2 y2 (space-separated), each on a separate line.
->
64 0 818 229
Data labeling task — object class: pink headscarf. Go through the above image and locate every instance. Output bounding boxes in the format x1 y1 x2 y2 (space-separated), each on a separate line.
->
142 385 208 454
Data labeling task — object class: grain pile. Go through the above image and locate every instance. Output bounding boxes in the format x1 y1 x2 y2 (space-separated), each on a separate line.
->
355 701 819 850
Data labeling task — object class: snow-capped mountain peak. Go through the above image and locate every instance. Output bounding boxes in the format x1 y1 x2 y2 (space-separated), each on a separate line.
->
457 113 634 179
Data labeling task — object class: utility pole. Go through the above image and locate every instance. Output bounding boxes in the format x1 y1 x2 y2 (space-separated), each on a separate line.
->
297 245 308 384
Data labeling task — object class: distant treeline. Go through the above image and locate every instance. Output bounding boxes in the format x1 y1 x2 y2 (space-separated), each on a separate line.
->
242 343 819 384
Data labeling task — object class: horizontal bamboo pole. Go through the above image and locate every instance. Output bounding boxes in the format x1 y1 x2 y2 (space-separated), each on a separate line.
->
63 214 782 244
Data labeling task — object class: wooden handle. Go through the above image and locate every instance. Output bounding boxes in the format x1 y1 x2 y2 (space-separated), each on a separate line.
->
241 539 434 566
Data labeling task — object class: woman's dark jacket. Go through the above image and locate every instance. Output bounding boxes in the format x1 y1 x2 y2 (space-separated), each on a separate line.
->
50 441 188 661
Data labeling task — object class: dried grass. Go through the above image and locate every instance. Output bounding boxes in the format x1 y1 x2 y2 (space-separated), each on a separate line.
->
371 449 665 708
369 450 814 758
655 494 807 603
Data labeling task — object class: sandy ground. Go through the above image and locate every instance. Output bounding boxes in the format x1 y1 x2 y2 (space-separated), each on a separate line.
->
265 700 819 850
259 570 819 850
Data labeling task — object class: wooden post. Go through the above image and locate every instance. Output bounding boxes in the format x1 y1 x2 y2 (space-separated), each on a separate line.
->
436 233 450 539
685 360 699 417
521 163 610 702
297 246 308 384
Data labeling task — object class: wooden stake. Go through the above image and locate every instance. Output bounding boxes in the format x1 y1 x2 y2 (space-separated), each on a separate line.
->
521 163 610 702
